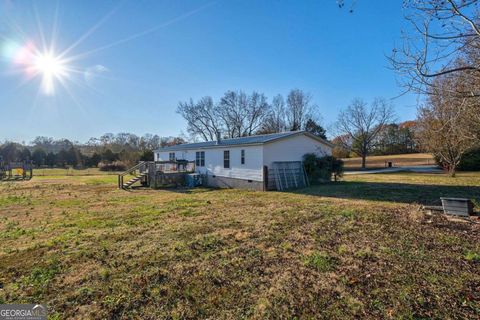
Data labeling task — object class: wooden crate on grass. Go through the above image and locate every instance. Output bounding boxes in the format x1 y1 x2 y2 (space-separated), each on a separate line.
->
440 198 474 217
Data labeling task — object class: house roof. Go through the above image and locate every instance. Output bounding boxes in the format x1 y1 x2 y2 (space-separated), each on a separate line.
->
156 131 333 152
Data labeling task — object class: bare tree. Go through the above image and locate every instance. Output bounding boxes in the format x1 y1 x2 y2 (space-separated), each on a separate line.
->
259 94 286 134
336 98 395 168
390 0 480 98
139 134 161 150
217 91 245 138
286 89 317 131
178 89 324 140
417 74 479 176
177 97 221 141
389 1 480 170
99 133 115 146
244 92 270 136
218 91 270 138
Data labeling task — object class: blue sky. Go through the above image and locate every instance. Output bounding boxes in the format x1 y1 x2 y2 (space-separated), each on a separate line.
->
0 0 417 143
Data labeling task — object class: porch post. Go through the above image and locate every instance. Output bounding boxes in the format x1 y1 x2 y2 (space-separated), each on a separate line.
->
263 166 268 191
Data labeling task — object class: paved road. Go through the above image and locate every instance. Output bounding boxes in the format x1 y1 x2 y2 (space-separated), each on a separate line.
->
344 165 443 175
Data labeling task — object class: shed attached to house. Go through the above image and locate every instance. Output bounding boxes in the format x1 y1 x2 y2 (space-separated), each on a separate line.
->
154 131 333 191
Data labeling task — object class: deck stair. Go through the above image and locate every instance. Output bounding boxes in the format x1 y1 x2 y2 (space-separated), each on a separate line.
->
118 160 196 190
122 172 148 189
118 161 149 190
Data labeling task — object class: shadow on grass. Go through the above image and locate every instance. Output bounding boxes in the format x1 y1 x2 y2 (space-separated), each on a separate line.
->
129 185 217 195
297 181 480 205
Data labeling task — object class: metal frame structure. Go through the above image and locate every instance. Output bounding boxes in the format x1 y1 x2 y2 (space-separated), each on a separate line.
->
0 158 33 181
271 161 309 191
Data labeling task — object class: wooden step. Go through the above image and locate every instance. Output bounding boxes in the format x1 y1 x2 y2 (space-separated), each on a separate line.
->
125 179 140 184
122 175 145 189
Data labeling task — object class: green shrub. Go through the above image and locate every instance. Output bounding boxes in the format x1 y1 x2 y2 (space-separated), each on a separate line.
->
458 148 480 171
434 147 480 171
303 154 344 183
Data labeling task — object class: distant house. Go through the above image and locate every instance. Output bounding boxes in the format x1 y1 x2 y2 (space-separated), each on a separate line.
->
155 131 333 190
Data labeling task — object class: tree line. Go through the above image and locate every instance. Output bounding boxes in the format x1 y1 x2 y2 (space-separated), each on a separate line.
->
177 89 326 141
1 91 425 173
333 120 418 159
0 133 186 169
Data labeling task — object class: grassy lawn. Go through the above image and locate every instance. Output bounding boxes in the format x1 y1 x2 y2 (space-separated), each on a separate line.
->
343 153 435 170
305 172 480 205
0 171 479 319
33 168 120 176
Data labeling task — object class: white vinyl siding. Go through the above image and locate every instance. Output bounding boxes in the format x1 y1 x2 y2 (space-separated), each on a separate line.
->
204 146 262 181
156 146 264 181
154 133 332 183
262 134 331 168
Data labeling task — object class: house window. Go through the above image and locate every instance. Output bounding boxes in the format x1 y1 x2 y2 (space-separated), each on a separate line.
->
224 150 230 168
156 153 160 160
241 149 245 165
195 151 205 167
169 152 175 161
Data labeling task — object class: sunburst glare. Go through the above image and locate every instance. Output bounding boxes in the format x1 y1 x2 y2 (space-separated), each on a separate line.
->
1 38 72 96
1 0 217 99
33 51 68 95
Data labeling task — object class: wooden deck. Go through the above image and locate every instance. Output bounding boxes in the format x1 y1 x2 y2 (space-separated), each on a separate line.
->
118 161 195 190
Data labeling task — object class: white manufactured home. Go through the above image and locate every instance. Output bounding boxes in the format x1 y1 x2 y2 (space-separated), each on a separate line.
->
155 131 333 191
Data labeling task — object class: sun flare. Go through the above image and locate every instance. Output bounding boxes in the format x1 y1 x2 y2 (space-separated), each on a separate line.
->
1 37 73 96
33 51 68 95
34 53 65 77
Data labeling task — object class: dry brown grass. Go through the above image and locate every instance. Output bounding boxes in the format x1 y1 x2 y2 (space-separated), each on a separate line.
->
343 153 435 169
0 171 479 319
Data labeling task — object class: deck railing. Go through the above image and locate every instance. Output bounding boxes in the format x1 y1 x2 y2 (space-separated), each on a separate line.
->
154 161 195 173
118 160 196 189
118 161 148 189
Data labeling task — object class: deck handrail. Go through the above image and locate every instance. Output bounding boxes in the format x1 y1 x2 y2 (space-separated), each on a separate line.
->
119 161 147 177
118 161 149 189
